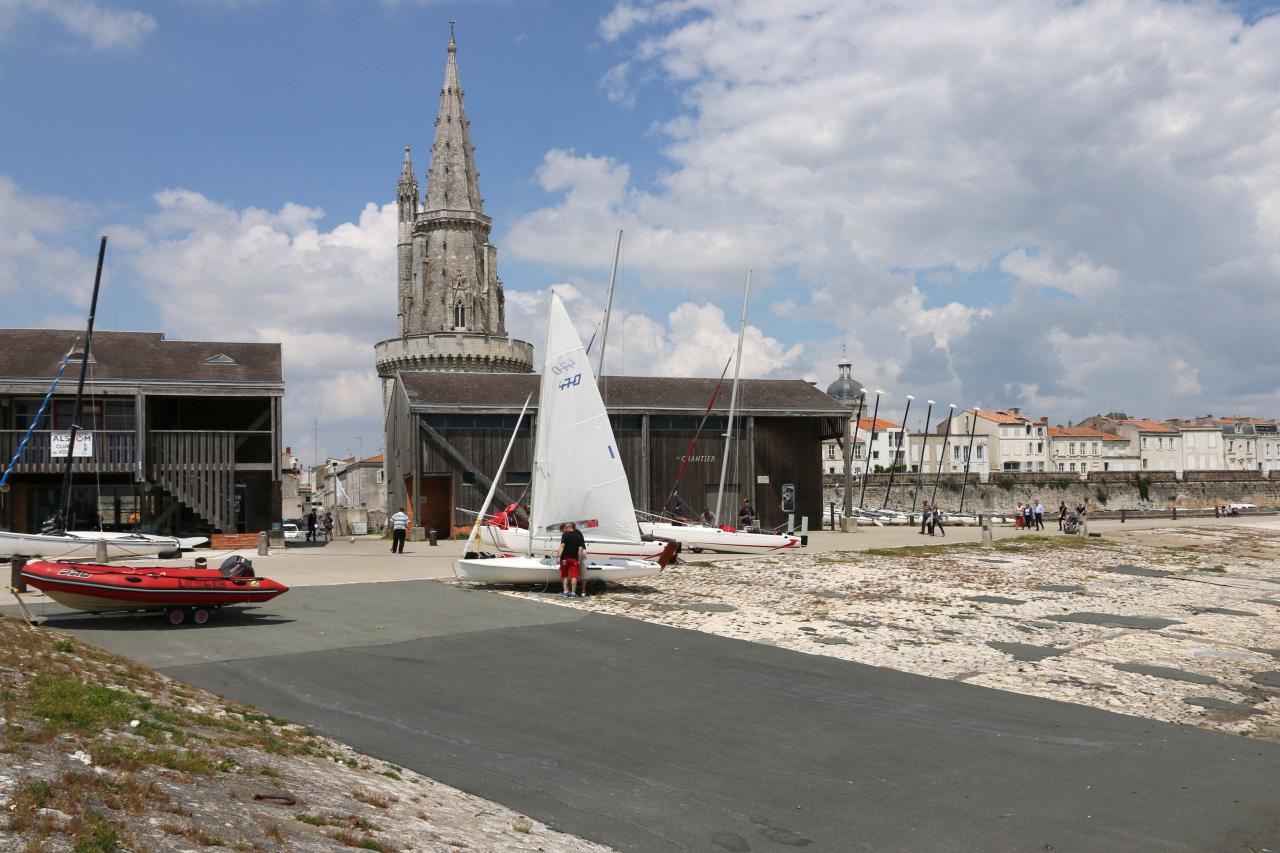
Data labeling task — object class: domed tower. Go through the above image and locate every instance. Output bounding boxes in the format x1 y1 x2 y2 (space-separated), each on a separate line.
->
826 355 865 409
375 27 534 414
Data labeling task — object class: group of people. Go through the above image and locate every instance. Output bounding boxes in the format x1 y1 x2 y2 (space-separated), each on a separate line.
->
305 509 335 542
1014 501 1047 530
917 500 946 536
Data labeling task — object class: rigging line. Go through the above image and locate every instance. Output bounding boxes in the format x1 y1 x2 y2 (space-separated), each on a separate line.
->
0 351 74 490
665 354 733 511
89 354 104 531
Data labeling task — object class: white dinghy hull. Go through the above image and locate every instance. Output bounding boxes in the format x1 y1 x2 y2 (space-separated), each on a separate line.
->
456 553 664 586
0 530 183 560
481 525 668 559
637 522 799 554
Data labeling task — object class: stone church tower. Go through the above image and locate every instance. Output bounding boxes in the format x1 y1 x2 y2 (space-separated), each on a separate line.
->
374 29 534 406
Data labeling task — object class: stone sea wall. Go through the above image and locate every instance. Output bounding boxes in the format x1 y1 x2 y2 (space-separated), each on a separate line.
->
820 471 1280 515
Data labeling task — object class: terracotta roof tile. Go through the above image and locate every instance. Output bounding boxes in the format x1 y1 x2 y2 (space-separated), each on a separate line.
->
857 417 901 431
1048 426 1124 440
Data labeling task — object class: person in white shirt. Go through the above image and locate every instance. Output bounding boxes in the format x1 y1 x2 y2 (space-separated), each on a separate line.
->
389 508 410 554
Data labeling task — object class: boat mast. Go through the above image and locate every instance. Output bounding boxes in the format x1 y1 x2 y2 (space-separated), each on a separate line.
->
714 269 751 527
54 236 107 533
596 229 623 381
463 394 531 556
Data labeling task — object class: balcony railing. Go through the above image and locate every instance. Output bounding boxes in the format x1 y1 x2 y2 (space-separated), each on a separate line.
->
0 430 137 474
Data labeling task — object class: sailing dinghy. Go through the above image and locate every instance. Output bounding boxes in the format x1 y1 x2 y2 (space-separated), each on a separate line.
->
457 292 676 588
0 237 185 562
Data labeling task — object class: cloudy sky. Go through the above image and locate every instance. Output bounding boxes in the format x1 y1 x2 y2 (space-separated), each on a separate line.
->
2 0 1279 461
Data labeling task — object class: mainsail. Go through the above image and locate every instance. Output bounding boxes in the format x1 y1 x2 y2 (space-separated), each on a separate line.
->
530 293 639 542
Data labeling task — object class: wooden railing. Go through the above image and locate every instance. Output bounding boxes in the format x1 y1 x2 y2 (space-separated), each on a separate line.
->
147 430 272 531
0 430 137 474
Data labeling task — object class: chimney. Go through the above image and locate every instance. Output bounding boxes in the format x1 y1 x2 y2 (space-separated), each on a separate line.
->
1039 416 1048 424
1067 420 1073 428
1008 407 1020 416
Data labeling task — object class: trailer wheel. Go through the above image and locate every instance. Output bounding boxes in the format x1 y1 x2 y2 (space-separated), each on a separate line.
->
192 608 211 626
585 578 607 596
689 547 704 554
166 608 186 626
159 550 181 560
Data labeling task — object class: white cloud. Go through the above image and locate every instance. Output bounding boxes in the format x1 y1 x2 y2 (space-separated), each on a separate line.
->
107 190 398 454
0 0 157 49
0 176 96 299
509 0 1280 422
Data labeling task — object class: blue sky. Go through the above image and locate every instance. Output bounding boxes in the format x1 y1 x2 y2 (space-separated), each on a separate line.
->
3 0 1280 462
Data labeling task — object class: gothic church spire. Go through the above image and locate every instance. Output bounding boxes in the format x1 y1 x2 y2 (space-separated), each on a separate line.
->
424 27 483 213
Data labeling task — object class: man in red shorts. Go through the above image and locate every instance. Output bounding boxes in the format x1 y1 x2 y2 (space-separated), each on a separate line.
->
557 521 587 598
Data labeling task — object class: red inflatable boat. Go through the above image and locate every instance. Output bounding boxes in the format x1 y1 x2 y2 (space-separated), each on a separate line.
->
18 555 288 625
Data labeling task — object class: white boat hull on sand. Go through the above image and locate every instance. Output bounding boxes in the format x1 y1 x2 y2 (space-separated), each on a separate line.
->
457 553 663 585
86 532 208 550
637 522 799 554
0 530 184 560
480 525 668 559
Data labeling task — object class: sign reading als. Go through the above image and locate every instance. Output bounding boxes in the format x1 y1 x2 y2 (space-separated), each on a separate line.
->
51 433 93 458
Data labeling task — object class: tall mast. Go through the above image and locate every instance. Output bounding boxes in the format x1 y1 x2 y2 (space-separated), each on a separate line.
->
596 229 623 380
714 270 751 526
54 236 107 532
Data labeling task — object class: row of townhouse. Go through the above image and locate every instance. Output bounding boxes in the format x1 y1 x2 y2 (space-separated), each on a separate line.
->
820 406 1280 478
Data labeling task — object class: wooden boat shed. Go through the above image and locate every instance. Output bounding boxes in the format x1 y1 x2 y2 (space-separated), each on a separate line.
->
384 372 848 534
0 330 284 536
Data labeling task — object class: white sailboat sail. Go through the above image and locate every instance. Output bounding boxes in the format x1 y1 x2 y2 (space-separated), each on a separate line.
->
530 292 641 543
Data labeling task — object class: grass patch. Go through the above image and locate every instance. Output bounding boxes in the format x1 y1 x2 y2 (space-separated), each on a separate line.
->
1195 565 1227 573
69 810 127 853
27 674 142 734
351 790 396 810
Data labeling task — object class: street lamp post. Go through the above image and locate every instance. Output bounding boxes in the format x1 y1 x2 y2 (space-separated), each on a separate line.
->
959 408 981 512
911 400 935 514
841 389 867 519
857 390 884 511
930 404 957 508
882 395 913 509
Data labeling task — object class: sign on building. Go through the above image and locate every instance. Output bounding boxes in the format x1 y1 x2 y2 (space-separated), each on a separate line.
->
50 432 93 458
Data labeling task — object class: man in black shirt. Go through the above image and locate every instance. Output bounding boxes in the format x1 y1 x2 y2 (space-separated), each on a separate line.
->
738 498 757 530
558 521 587 598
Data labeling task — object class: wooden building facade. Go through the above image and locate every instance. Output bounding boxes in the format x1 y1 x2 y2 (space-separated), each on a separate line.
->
384 372 846 534
0 331 284 536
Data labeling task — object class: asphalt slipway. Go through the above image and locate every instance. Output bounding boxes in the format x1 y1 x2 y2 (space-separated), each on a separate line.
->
12 562 1280 852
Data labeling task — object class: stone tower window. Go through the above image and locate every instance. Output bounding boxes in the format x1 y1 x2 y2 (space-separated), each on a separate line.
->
455 301 466 328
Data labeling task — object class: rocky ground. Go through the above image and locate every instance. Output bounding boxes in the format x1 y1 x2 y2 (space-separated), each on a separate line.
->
0 614 612 852
501 524 1280 741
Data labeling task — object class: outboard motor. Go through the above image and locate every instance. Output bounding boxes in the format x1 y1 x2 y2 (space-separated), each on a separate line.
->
219 554 256 578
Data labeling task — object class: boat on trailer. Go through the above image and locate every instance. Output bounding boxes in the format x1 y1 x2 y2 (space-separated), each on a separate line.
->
17 555 288 625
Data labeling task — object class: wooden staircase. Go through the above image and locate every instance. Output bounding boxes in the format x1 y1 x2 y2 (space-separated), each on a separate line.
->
149 431 237 532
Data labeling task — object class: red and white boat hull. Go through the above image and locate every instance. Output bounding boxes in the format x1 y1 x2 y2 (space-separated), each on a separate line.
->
637 522 800 554
19 561 288 614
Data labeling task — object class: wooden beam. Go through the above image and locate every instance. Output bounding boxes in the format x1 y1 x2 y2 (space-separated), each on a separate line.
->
417 420 519 511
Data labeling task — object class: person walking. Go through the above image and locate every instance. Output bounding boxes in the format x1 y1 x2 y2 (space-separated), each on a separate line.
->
919 499 932 535
932 504 946 537
1034 500 1045 531
1023 503 1033 530
306 509 318 542
558 521 586 597
1058 501 1067 531
322 512 334 541
389 507 409 553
